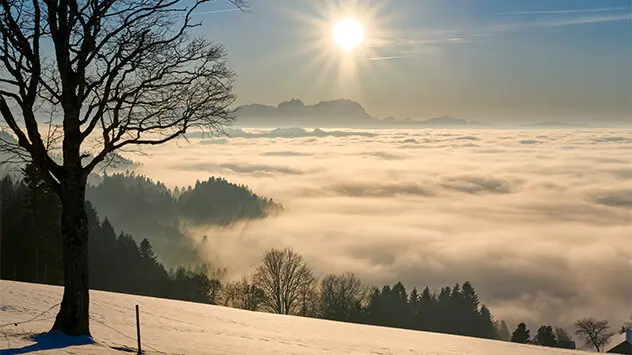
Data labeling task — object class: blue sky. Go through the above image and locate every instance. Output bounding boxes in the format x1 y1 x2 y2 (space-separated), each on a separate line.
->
195 0 631 123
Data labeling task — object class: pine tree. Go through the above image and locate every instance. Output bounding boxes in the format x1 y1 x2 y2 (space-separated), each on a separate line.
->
418 286 436 331
437 286 452 333
533 325 557 347
21 163 62 284
478 305 497 339
408 287 420 329
391 282 409 328
512 322 531 343
139 239 157 262
461 281 480 311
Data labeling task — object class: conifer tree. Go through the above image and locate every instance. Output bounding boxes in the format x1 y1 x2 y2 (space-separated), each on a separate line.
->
533 325 557 347
512 322 531 343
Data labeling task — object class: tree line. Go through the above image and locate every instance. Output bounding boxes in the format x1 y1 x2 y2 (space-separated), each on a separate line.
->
510 318 622 352
220 248 500 340
1 166 224 303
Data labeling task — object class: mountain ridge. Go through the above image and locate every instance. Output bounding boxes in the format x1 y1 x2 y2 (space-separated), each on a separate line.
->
235 99 486 128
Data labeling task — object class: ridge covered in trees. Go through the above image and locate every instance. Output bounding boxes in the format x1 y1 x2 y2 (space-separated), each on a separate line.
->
1 167 279 279
87 172 281 266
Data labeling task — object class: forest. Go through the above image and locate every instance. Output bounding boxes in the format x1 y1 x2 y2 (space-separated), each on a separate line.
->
86 172 280 266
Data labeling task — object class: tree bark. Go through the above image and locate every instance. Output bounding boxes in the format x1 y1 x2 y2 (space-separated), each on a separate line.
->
51 175 90 336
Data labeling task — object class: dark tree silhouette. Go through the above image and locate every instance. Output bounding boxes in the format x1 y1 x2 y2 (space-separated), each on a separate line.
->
533 325 557 347
511 322 531 344
555 327 573 343
253 248 316 315
574 318 615 352
319 273 367 322
0 0 244 335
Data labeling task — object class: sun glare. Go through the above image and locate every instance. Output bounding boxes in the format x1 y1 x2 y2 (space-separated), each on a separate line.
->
333 18 365 52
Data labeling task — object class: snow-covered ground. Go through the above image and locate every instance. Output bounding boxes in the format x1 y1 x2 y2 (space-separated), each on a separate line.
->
1 281 587 354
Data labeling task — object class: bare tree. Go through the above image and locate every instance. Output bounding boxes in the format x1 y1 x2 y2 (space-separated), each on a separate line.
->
0 0 245 335
554 327 573 342
220 278 264 311
297 277 318 317
319 273 368 322
253 248 316 315
574 318 615 352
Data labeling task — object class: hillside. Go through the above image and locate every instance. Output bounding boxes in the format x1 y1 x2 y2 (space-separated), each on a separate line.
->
85 173 280 266
0 281 585 355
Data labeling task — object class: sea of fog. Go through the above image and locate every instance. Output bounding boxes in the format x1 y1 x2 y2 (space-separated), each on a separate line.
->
131 128 632 330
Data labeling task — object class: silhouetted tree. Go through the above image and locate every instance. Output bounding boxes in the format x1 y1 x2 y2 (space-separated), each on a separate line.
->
555 327 573 343
22 163 62 284
417 286 436 331
319 273 367 322
139 239 157 263
408 287 420 328
574 318 615 352
242 283 265 311
253 248 315 315
0 175 26 280
512 322 531 344
390 282 409 328
297 278 319 318
0 0 242 335
220 278 272 312
477 305 497 339
533 325 557 347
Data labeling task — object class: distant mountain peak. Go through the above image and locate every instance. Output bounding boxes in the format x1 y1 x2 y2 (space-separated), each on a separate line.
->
278 98 305 108
234 100 487 128
235 98 373 124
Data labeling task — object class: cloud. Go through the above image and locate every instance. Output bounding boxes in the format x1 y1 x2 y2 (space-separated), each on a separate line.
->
224 128 377 139
366 55 415 61
594 189 632 208
363 151 405 160
520 140 540 145
501 7 631 15
132 128 632 330
596 136 632 143
441 176 514 194
455 136 481 141
329 183 434 198
372 10 631 57
192 7 253 16
260 151 313 157
176 162 304 176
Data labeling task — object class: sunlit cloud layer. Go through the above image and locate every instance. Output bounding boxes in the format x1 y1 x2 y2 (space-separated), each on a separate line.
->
133 128 632 329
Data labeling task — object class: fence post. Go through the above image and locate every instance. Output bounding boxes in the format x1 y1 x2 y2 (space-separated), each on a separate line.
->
136 304 142 354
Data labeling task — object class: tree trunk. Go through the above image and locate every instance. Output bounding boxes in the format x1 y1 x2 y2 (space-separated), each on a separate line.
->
51 175 90 336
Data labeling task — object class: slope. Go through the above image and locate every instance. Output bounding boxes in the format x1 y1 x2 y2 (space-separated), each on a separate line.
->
0 281 585 354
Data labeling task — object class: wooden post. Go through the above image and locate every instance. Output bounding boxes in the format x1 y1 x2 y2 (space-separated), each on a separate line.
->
136 305 142 354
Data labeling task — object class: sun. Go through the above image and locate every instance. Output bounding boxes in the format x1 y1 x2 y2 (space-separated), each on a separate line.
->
333 18 365 52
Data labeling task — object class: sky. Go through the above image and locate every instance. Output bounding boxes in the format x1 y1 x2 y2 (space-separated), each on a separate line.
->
193 0 632 123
